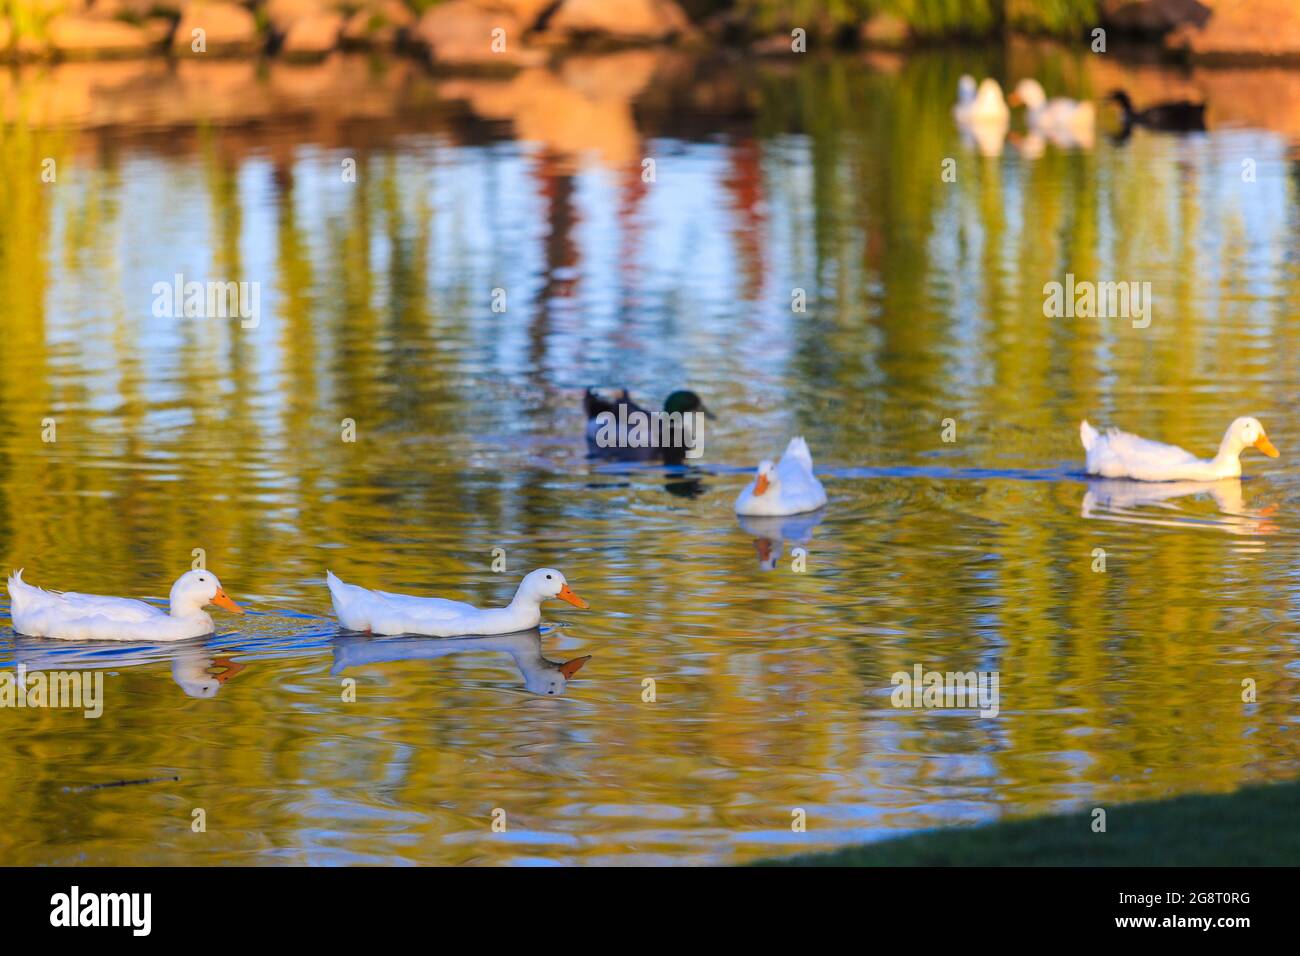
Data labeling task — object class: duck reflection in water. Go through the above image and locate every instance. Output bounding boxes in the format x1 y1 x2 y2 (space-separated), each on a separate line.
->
331 627 590 697
1081 477 1277 535
737 508 826 571
7 637 246 699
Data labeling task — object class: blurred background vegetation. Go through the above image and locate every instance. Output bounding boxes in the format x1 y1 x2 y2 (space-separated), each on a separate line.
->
722 0 1096 39
0 0 1103 46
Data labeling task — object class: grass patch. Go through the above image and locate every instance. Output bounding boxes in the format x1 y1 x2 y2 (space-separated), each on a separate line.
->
756 781 1300 866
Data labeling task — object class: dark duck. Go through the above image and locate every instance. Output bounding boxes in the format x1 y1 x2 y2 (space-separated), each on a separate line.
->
584 388 716 465
1108 90 1206 135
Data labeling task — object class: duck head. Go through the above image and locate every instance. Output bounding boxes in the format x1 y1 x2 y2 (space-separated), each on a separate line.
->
750 459 779 497
1106 90 1134 114
1222 417 1279 459
1008 79 1047 111
515 568 589 610
169 570 243 618
664 389 716 420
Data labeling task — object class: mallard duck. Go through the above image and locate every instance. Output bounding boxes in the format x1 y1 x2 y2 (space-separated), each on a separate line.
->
327 568 588 637
1108 90 1206 133
6 569 243 641
584 388 715 465
1081 417 1278 481
735 437 828 516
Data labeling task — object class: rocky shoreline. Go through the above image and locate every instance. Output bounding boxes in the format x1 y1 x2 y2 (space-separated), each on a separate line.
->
3 0 1300 67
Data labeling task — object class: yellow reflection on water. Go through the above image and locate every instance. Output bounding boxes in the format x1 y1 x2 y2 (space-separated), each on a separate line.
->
1 51 1299 865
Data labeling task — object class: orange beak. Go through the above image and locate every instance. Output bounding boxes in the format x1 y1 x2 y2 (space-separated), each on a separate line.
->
754 473 770 496
1255 434 1280 458
1008 92 1022 106
211 588 244 614
557 583 588 609
558 656 591 679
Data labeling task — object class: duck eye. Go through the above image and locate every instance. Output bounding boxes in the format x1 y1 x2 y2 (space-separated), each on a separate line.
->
546 574 552 580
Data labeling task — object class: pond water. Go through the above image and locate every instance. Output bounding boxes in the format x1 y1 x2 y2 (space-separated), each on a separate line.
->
2 48 1299 865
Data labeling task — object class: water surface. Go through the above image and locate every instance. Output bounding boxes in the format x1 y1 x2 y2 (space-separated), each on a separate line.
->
2 49 1299 865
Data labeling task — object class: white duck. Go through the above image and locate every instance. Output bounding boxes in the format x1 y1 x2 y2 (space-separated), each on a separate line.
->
735 437 828 517
1081 417 1279 482
954 76 1011 156
955 76 1011 125
1009 79 1095 145
6 569 243 641
326 567 588 637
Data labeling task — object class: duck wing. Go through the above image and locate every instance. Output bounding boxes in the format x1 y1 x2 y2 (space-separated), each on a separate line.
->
7 572 162 625
57 592 164 624
369 590 480 621
1138 101 1206 130
583 388 649 421
584 388 663 459
1100 428 1200 467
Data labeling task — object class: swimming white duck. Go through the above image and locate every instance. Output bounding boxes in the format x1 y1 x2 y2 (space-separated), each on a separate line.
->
956 76 1010 126
1009 79 1095 145
326 567 588 637
735 437 828 517
6 569 243 641
953 76 1010 156
1081 417 1279 482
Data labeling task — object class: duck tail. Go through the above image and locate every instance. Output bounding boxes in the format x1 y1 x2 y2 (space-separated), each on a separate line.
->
6 568 43 613
6 568 22 604
325 570 351 613
783 436 814 470
1080 420 1100 452
583 387 622 421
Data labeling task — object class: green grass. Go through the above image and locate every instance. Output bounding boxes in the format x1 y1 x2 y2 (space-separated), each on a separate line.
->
756 781 1300 865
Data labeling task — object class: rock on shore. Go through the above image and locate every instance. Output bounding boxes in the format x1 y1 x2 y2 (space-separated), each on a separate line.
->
46 14 150 58
1166 0 1300 59
172 2 261 56
547 0 693 42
